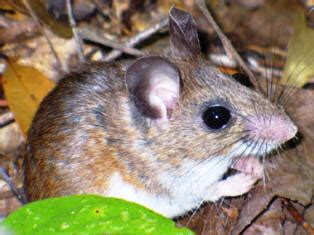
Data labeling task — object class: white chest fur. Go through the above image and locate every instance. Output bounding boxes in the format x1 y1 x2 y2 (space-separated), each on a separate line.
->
106 156 233 218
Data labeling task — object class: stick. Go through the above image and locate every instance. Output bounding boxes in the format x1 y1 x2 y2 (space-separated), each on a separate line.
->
66 0 86 62
22 0 64 72
196 0 259 88
79 27 145 57
0 112 14 128
103 17 169 62
282 198 314 235
0 167 27 204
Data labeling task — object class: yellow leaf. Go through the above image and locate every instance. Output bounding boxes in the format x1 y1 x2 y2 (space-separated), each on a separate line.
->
2 0 72 38
0 0 28 20
3 63 55 136
282 10 314 87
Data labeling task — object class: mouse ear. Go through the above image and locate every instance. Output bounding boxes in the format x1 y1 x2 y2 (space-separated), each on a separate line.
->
126 56 180 123
169 7 201 59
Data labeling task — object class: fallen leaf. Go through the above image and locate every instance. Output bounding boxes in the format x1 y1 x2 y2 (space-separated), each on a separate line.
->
1 195 194 235
242 199 284 235
1 0 28 20
2 63 55 136
282 11 314 87
0 123 24 154
26 0 72 38
3 34 77 81
269 88 314 205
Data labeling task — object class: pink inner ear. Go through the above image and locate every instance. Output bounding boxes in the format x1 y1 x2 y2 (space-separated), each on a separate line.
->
148 73 180 121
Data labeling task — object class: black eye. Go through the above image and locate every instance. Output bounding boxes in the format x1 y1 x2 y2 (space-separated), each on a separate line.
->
303 82 314 90
232 73 254 88
202 106 231 130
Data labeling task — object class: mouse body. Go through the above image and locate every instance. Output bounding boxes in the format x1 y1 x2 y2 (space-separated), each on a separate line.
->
24 8 297 218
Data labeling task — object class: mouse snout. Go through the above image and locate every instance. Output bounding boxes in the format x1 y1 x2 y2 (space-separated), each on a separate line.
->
246 115 298 145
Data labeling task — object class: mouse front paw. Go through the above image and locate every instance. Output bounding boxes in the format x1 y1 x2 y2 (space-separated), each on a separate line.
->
221 173 259 196
206 173 259 201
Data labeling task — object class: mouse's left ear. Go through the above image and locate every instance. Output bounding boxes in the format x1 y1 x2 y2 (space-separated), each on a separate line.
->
169 7 201 59
126 56 180 125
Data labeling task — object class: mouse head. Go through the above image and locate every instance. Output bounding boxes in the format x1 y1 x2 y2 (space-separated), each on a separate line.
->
125 7 297 162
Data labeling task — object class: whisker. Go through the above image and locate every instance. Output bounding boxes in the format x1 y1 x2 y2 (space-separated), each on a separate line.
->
278 86 298 107
276 49 314 104
176 134 250 191
230 137 259 169
191 135 255 193
268 5 286 104
233 110 254 124
184 207 199 227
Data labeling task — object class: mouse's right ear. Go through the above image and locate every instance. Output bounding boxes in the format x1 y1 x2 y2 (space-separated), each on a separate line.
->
169 7 201 59
126 56 180 125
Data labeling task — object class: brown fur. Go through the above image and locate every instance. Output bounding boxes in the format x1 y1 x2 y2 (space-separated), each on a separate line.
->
24 8 293 204
24 55 286 201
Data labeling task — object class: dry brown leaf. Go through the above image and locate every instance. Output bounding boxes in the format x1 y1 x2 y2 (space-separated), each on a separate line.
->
242 199 284 235
305 204 314 226
2 63 55 136
0 0 28 20
0 17 38 44
271 88 314 204
0 123 24 154
231 189 274 234
25 0 72 38
3 33 77 81
177 203 237 235
158 0 187 12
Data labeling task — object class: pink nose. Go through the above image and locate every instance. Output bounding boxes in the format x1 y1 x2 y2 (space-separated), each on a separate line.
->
246 115 298 144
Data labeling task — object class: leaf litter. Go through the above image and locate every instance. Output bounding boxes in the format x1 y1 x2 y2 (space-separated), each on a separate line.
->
0 0 313 234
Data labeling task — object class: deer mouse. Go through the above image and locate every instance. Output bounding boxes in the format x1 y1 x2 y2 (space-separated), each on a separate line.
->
24 7 297 218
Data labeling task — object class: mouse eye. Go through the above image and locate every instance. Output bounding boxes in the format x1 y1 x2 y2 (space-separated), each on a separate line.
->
202 106 231 130
231 73 254 88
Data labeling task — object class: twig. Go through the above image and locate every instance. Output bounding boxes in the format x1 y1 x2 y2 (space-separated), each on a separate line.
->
0 112 14 128
282 198 314 235
79 27 145 57
103 17 169 62
196 0 259 88
66 0 85 63
0 167 27 204
22 0 65 72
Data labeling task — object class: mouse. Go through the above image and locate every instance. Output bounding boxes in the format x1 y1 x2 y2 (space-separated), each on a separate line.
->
24 7 297 218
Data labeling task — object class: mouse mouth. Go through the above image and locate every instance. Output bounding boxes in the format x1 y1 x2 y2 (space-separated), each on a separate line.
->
230 156 264 178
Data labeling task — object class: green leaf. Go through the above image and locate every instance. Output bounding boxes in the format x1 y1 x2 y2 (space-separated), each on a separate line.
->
1 195 194 235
